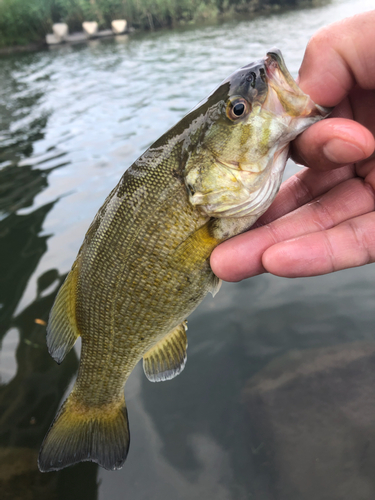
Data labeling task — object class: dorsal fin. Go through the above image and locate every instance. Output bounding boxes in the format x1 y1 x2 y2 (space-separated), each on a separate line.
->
143 322 188 382
47 262 81 364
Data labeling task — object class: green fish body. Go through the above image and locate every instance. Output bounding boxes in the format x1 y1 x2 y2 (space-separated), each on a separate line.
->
39 50 329 472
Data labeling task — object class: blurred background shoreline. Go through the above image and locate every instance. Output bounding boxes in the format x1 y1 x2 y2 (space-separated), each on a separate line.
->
0 0 326 53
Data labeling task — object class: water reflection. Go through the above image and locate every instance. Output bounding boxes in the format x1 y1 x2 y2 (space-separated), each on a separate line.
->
0 203 53 335
0 164 49 215
138 273 375 499
244 343 375 499
0 205 99 497
0 169 100 497
0 209 100 498
0 54 99 498
0 328 19 384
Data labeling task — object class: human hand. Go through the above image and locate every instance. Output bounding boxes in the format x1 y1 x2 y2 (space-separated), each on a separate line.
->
211 11 375 281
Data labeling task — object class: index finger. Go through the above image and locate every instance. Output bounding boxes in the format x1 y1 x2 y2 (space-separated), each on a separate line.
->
298 10 375 106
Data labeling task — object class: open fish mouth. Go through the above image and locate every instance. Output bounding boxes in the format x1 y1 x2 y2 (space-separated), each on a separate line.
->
263 48 330 118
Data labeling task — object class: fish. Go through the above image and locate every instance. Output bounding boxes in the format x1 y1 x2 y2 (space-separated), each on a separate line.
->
38 49 329 472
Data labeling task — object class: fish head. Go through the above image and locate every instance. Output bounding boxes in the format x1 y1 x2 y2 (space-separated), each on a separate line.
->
184 49 330 218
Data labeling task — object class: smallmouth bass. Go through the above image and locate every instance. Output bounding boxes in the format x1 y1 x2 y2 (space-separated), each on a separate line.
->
38 49 329 472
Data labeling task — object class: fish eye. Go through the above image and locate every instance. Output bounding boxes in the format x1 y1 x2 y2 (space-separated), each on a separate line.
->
233 102 245 116
226 97 250 121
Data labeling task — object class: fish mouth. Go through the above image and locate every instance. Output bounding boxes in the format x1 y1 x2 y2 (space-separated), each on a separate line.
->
263 48 330 118
265 49 297 93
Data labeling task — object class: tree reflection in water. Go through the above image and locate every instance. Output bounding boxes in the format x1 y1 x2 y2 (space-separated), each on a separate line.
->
0 65 99 496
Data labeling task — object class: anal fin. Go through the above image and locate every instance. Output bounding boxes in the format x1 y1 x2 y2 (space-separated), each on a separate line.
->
47 262 80 364
143 322 188 382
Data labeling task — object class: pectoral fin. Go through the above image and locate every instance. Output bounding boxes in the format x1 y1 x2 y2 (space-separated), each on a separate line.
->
169 221 220 272
210 275 222 297
143 322 188 382
47 262 81 364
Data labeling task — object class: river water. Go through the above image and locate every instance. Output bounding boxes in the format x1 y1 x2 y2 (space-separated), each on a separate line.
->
1 0 375 498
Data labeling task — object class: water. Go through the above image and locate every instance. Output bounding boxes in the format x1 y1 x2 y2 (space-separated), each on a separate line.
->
1 0 375 498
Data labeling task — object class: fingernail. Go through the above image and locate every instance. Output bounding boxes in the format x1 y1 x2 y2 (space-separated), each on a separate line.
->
323 139 366 164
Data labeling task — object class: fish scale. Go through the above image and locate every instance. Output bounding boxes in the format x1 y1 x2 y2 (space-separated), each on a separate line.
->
74 167 210 400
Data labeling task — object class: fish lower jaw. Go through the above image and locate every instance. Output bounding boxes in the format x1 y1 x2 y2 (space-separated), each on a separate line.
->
199 145 289 219
204 173 282 218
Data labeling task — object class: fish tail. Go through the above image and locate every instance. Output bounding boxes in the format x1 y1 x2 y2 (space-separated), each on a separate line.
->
38 393 130 472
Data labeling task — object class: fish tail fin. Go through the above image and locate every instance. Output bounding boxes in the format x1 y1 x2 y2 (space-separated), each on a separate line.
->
38 393 130 472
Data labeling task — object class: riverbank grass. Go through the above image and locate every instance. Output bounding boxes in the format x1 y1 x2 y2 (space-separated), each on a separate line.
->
0 0 323 49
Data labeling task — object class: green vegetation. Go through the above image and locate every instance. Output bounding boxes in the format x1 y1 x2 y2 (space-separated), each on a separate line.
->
0 0 310 48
